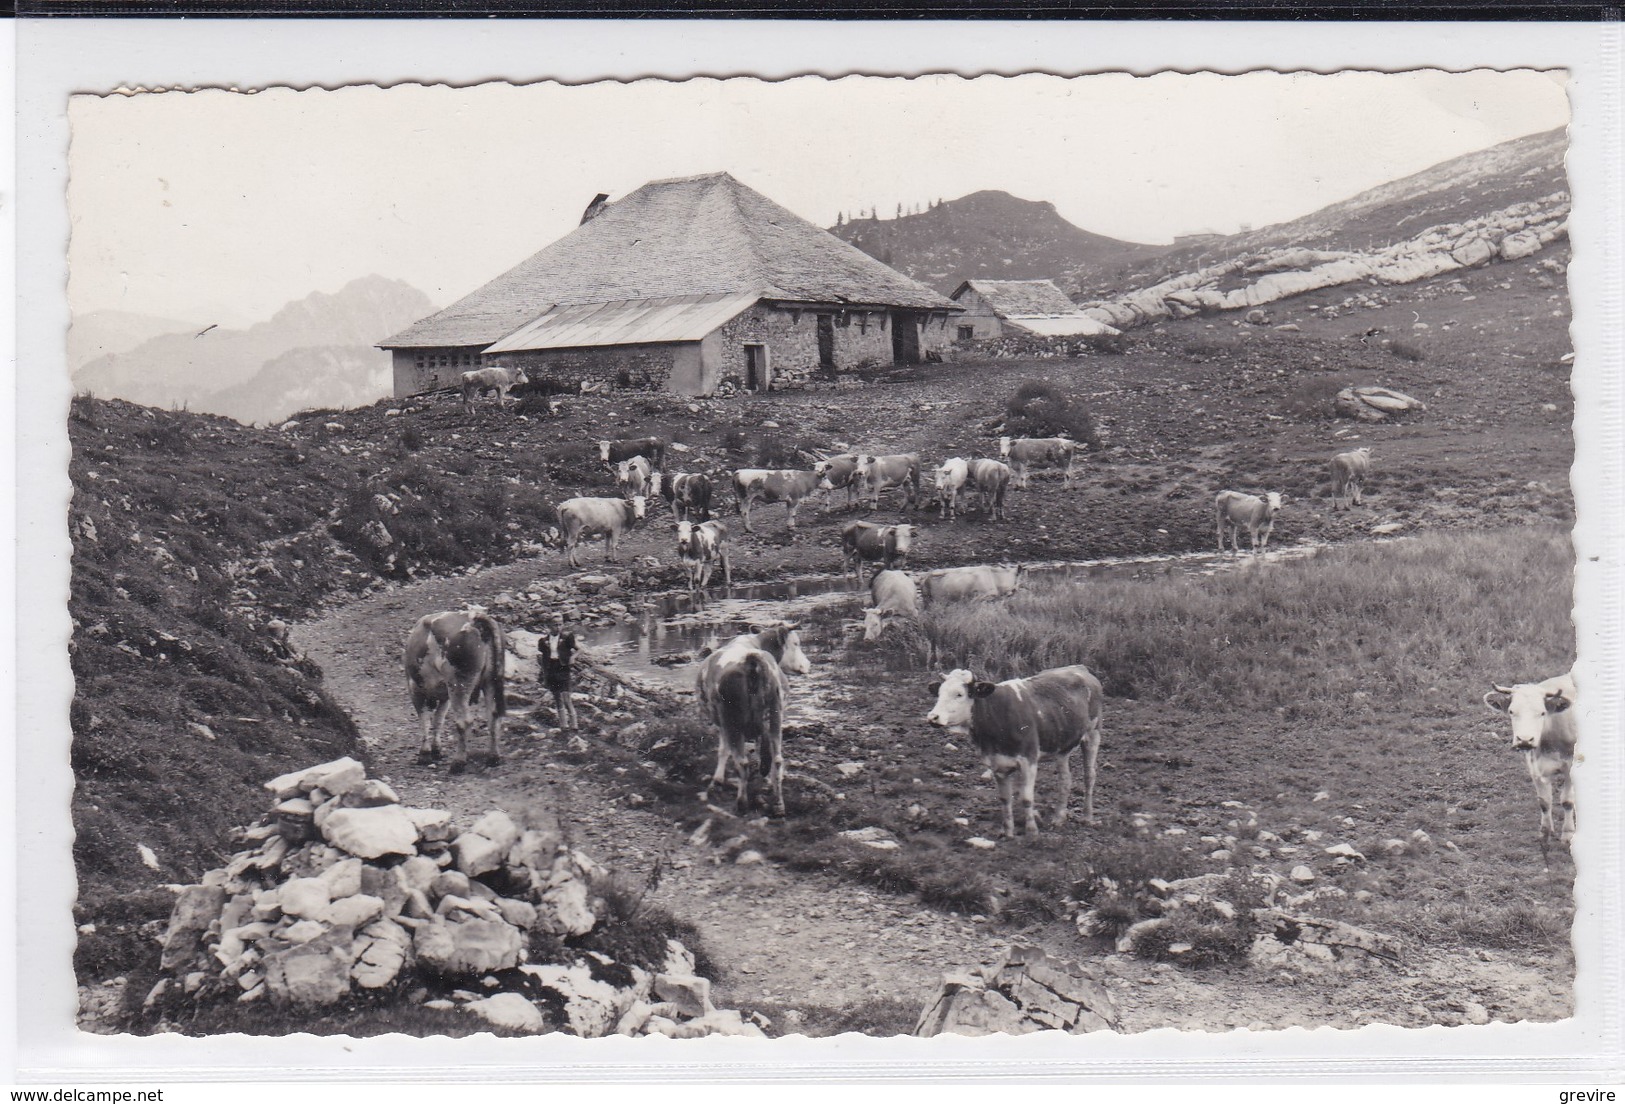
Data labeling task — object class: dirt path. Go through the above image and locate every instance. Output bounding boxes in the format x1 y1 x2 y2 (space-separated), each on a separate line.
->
293 553 1574 1035
291 555 997 1023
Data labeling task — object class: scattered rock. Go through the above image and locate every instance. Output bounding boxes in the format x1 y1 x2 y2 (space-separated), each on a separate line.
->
915 946 1119 1036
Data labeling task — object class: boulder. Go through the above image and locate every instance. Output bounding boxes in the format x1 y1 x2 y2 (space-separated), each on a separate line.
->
397 855 442 895
915 946 1119 1036
262 928 357 1005
520 964 624 1038
466 992 546 1033
160 885 228 971
653 973 714 1019
341 780 401 808
324 894 386 929
467 810 521 855
451 832 506 878
318 858 364 900
1250 909 1402 972
264 757 367 800
413 916 525 975
278 878 331 919
321 806 420 860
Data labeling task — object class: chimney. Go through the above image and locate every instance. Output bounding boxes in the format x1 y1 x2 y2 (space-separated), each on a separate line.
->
580 193 610 225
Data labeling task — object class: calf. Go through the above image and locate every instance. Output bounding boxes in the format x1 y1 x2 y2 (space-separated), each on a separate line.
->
967 458 1013 520
855 453 922 512
556 495 647 567
1484 673 1578 867
615 456 655 499
1215 490 1286 554
403 606 508 772
666 472 713 522
936 458 971 520
598 436 667 469
733 468 822 533
695 624 812 816
862 568 922 642
841 521 915 581
812 453 865 511
927 665 1104 836
677 519 732 597
461 366 527 412
1331 447 1372 511
999 436 1079 488
922 563 1025 606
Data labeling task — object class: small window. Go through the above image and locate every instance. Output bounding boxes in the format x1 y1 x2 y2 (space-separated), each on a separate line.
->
957 325 975 341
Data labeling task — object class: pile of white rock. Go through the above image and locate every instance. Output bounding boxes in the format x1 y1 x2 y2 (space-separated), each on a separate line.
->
149 757 762 1038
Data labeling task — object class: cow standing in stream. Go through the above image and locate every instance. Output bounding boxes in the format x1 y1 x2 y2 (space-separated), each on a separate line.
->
696 624 811 817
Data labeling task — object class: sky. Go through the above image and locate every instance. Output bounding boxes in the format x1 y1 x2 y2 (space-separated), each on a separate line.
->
67 70 1570 327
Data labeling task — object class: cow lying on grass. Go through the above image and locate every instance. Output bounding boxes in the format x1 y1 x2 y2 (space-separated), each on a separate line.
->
927 665 1104 836
403 606 507 772
1484 672 1578 868
861 568 922 642
696 624 811 817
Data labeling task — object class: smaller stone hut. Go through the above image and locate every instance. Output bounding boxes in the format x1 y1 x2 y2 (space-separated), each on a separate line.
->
949 279 1121 341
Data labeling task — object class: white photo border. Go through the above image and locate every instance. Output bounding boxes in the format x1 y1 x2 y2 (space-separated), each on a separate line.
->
11 16 1623 1082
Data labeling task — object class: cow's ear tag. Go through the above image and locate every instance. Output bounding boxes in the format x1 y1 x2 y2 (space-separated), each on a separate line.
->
972 681 997 698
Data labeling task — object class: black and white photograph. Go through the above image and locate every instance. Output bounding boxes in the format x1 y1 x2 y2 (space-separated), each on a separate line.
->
14 22 1622 1081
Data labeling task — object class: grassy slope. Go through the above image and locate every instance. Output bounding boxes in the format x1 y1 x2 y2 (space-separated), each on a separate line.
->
68 244 1572 984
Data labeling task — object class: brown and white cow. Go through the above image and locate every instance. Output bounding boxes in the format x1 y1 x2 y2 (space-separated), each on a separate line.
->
616 456 654 499
921 563 1025 606
598 436 668 469
1215 490 1286 554
403 606 508 772
666 472 713 523
854 453 922 512
861 568 922 642
461 366 528 412
734 468 822 533
677 519 732 597
695 624 812 816
841 521 915 581
927 665 1104 836
557 495 647 566
1484 673 1578 867
999 436 1080 488
812 453 865 512
936 458 971 520
1331 447 1372 511
967 458 1013 521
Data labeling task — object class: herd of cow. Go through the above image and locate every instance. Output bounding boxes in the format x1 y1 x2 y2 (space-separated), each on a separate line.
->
399 427 1577 862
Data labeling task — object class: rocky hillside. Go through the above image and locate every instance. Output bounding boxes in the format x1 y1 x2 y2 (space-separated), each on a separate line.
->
830 190 1168 296
72 275 435 425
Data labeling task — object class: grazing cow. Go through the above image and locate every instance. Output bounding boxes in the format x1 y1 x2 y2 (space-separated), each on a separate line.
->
461 366 528 412
1331 447 1372 511
927 665 1105 836
403 606 507 772
921 564 1025 606
967 458 1013 521
666 472 713 522
841 521 915 581
557 495 647 566
861 568 922 642
999 436 1080 488
695 624 812 816
616 456 654 499
677 519 732 596
1215 490 1287 554
936 458 971 520
1484 673 1578 867
536 612 579 731
812 453 865 511
733 468 823 533
598 436 668 469
855 453 922 512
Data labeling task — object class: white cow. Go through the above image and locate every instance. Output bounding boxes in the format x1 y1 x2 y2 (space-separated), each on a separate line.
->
1484 673 1578 867
1331 447 1372 511
556 495 647 567
1215 490 1286 554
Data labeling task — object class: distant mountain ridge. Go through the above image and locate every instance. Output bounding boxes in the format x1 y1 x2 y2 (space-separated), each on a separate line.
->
73 275 436 425
69 309 200 373
829 190 1168 297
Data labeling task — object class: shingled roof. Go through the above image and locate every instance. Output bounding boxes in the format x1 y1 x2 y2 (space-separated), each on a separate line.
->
951 279 1082 318
381 172 957 349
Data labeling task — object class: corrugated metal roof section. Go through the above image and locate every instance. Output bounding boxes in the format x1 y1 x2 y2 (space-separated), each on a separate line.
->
1006 314 1122 337
484 292 760 354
